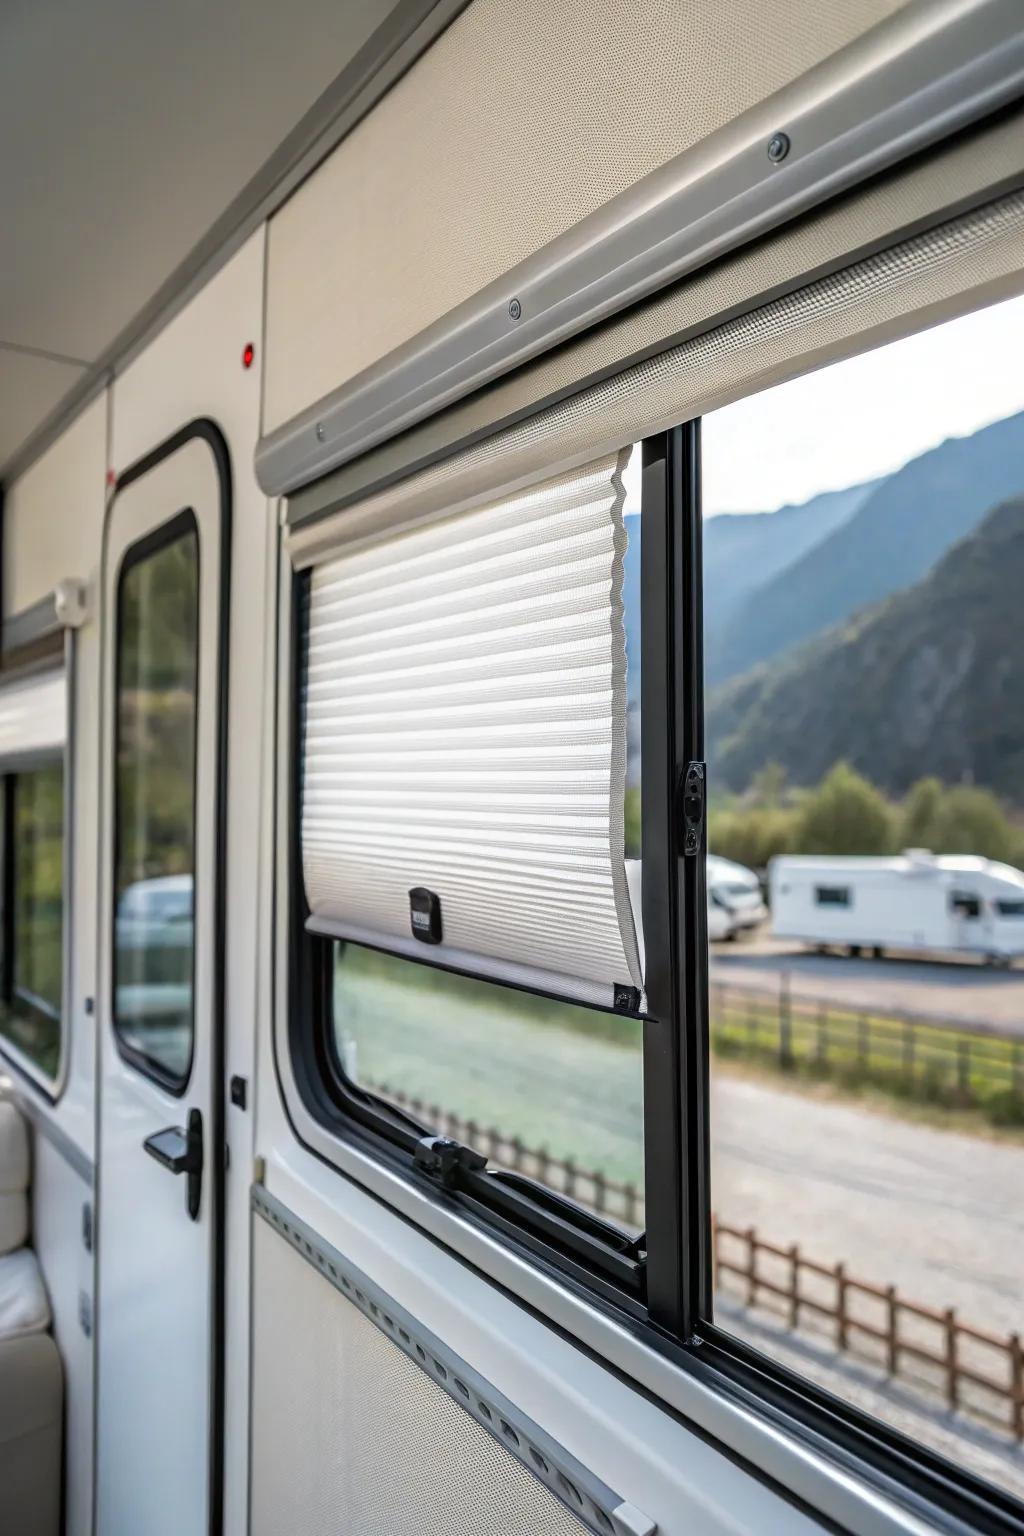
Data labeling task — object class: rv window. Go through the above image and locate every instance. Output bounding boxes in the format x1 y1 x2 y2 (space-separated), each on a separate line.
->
294 449 646 1288
702 289 1024 1508
814 885 850 907
0 763 64 1080
113 518 199 1091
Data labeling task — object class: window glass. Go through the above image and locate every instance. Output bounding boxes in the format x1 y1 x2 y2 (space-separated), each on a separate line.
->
324 448 645 1230
113 523 199 1088
0 763 63 1079
703 292 1024 1500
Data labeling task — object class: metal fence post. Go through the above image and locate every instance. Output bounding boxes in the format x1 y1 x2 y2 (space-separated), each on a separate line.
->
788 1244 800 1329
746 1226 757 1306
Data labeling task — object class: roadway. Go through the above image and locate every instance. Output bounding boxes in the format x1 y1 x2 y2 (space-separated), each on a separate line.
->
710 934 1024 1032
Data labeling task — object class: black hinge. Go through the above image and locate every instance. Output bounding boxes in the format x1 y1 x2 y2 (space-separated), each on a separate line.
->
678 760 706 856
413 1135 487 1189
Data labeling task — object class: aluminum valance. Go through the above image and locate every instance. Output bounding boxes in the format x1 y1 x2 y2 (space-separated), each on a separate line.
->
300 453 642 1008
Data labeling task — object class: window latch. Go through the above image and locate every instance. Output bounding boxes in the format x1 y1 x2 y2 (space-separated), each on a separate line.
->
678 760 706 856
413 1135 487 1189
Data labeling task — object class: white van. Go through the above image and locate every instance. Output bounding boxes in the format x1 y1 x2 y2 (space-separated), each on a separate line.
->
707 855 768 940
770 850 1024 962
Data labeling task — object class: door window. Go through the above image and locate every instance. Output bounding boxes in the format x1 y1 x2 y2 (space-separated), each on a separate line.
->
113 516 199 1090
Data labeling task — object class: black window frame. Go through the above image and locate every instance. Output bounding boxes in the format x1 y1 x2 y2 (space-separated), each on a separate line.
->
286 421 1024 1536
110 508 201 1097
0 755 65 1089
950 890 983 919
815 885 852 907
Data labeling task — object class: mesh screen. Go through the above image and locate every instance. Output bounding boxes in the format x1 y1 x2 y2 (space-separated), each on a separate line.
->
250 1214 590 1536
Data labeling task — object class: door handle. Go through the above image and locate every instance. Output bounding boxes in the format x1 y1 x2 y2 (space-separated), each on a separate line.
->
143 1108 204 1220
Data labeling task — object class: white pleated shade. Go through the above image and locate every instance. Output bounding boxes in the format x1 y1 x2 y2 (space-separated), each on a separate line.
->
0 670 66 766
301 453 642 1006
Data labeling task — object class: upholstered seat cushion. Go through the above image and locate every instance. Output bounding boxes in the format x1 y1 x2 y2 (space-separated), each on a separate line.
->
0 1248 51 1340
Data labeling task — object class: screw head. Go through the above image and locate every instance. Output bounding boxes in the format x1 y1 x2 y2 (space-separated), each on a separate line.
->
315 422 326 442
767 132 790 164
508 297 522 322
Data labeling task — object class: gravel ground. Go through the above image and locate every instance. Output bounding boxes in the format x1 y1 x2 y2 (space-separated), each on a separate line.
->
710 936 1024 1032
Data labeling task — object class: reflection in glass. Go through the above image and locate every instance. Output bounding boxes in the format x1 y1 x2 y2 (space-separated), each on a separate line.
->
332 941 645 1229
114 524 199 1087
0 762 64 1078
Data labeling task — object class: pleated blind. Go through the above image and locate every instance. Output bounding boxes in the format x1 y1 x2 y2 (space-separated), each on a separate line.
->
0 670 66 767
300 453 642 1008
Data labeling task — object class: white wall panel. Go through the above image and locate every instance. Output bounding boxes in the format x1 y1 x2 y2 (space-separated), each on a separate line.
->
3 391 106 616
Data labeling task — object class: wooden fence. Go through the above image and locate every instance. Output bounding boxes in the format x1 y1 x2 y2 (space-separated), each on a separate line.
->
376 1081 1024 1443
710 977 1024 1124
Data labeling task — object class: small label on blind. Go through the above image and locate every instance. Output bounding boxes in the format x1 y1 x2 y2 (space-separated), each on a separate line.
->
409 888 443 945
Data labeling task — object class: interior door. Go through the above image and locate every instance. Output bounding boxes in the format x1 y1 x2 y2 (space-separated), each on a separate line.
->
95 423 228 1536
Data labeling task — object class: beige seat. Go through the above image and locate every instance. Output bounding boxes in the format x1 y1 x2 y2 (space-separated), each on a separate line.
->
0 1097 62 1536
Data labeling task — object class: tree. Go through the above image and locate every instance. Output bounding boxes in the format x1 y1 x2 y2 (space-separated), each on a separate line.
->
928 784 1014 862
900 776 944 850
793 761 895 855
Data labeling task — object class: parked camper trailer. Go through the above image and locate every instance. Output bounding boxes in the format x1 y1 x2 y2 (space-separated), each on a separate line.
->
707 854 768 939
770 851 1024 962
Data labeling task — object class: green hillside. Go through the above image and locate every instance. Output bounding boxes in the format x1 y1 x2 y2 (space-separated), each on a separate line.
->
706 410 1024 687
708 497 1024 802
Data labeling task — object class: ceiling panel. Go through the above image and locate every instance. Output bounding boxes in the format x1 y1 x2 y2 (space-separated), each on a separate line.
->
0 0 403 478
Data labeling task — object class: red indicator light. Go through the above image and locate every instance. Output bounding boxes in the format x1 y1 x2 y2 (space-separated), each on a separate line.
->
106 469 117 488
242 342 255 370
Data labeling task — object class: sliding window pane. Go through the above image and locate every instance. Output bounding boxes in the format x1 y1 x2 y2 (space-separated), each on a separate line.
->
702 292 1024 1499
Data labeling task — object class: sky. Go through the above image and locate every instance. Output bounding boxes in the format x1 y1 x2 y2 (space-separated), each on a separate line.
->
620 290 1024 519
701 290 1024 517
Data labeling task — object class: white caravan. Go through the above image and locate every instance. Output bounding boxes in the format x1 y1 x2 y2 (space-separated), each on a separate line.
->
770 851 1024 962
1 4 1023 1535
707 854 768 940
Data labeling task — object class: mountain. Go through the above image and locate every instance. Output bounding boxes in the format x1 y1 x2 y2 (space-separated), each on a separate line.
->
703 479 877 632
707 497 1024 801
706 410 1024 687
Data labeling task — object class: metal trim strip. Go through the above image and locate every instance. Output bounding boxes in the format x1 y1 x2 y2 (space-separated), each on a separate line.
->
258 0 1024 502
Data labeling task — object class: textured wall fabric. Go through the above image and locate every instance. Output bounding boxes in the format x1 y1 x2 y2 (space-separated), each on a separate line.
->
301 453 641 1004
250 1217 590 1536
264 0 906 431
